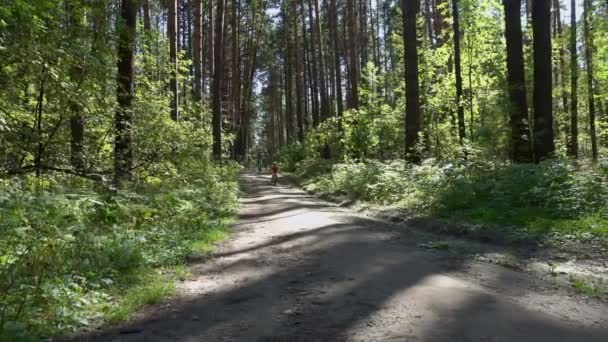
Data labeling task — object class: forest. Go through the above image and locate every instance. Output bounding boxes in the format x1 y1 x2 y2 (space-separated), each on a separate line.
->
1 0 607 340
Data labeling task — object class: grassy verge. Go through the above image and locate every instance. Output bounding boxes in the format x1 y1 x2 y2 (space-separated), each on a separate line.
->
287 158 608 248
0 161 240 340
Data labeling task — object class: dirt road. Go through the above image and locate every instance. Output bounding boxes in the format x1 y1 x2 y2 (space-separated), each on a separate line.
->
82 172 608 341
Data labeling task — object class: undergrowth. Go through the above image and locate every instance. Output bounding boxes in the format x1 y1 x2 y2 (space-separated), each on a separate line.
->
287 157 608 246
0 160 240 340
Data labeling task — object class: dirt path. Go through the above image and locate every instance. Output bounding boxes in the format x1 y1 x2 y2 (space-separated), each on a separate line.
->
81 172 608 342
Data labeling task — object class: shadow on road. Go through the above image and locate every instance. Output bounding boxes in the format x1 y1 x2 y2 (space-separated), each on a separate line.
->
70 172 608 342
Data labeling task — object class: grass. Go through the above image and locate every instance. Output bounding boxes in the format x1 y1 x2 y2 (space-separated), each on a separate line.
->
570 277 608 298
0 161 241 339
288 158 608 247
105 271 177 323
102 218 232 325
189 223 231 257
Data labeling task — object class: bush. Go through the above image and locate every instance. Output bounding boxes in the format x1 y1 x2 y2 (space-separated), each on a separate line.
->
0 160 240 339
297 157 608 244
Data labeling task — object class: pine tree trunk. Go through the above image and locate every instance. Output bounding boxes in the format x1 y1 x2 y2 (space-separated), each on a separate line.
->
283 7 295 143
434 0 446 46
67 2 85 171
306 0 321 126
313 0 329 120
294 0 305 141
212 0 225 159
168 0 179 121
331 0 344 116
568 0 578 158
452 0 466 144
503 0 533 163
533 0 555 162
584 0 597 160
347 0 359 109
115 0 137 184
207 0 214 94
143 0 151 32
555 0 568 138
193 0 203 103
232 0 240 145
402 0 421 163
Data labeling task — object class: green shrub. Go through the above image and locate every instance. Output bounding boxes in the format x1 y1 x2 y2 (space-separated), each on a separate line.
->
297 157 608 244
0 160 240 339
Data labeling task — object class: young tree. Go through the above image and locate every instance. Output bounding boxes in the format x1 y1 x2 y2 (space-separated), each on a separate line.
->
503 0 533 163
532 0 555 161
115 0 137 183
402 0 421 163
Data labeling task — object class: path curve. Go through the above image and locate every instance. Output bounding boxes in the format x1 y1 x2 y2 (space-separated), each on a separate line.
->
81 172 608 342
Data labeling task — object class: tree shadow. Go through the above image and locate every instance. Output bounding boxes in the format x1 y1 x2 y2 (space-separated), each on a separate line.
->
67 172 608 342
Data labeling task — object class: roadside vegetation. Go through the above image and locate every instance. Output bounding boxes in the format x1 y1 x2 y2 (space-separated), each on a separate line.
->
0 161 240 340
286 156 608 247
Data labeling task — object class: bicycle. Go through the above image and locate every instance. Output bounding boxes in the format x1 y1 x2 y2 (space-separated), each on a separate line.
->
271 172 278 185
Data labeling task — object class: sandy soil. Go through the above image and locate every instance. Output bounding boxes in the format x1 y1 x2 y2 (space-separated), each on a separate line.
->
73 172 608 342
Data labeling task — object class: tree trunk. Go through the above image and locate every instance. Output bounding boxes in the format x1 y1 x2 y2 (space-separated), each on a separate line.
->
143 0 151 32
584 0 597 160
293 0 305 141
313 0 329 121
306 0 320 127
193 0 203 103
503 0 533 163
555 0 568 137
347 0 359 109
568 0 578 158
115 0 137 184
232 0 240 143
533 0 555 161
452 0 466 144
402 0 421 163
212 0 226 159
434 0 447 46
67 2 85 170
331 0 344 116
168 0 179 121
283 6 295 143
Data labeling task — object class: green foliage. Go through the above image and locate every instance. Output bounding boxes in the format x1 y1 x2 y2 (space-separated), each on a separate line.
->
297 157 608 244
0 161 240 339
278 143 305 172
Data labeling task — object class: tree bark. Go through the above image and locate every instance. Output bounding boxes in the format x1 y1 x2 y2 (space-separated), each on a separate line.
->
331 0 344 116
212 0 226 159
114 0 137 184
347 0 359 109
568 0 578 158
193 0 203 103
293 0 305 141
168 0 179 121
232 0 240 140
555 0 568 136
452 0 466 144
313 0 329 121
402 0 421 163
503 0 533 163
306 0 320 127
143 0 151 32
584 0 597 160
533 0 555 161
